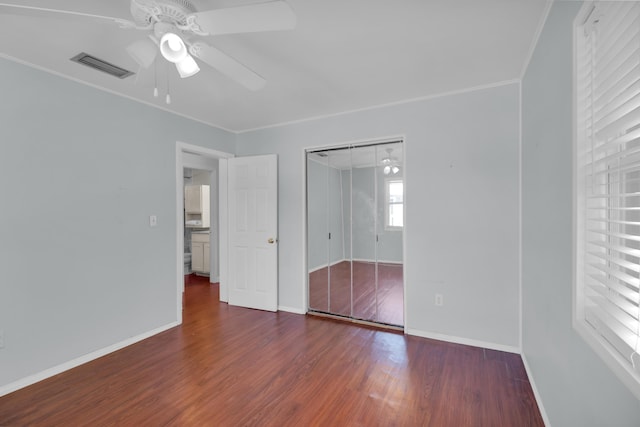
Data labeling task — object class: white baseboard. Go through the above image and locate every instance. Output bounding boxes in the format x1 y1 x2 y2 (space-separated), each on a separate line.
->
405 327 520 354
309 259 403 273
352 258 403 265
308 259 347 273
0 321 180 398
278 305 306 315
521 353 551 427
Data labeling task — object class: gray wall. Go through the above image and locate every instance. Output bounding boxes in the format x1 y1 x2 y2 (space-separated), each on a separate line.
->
0 57 235 389
521 2 640 425
328 164 344 264
341 169 352 259
351 167 376 261
237 82 520 349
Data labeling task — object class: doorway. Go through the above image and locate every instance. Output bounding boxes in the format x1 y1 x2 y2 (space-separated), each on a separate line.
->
183 167 213 280
306 140 405 326
175 142 233 322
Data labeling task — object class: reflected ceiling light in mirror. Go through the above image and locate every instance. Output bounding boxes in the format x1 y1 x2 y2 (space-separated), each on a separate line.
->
381 148 400 175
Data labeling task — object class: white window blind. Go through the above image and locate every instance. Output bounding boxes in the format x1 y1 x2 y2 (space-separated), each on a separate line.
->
576 1 640 390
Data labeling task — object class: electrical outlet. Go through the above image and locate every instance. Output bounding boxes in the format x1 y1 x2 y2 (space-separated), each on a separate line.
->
435 294 444 307
149 215 158 227
0 330 4 349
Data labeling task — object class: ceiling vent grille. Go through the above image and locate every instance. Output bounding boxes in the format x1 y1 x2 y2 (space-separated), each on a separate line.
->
70 52 135 79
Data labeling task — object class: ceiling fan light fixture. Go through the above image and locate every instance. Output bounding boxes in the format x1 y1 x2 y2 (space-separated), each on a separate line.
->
176 54 200 78
383 165 391 175
159 32 188 63
126 38 158 69
392 166 400 174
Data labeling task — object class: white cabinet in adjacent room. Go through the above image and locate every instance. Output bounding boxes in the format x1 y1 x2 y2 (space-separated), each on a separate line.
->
185 185 210 228
203 243 210 274
192 243 204 272
191 232 210 274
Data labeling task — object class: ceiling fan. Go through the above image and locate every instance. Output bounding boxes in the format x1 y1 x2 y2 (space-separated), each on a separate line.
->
381 148 400 175
0 0 297 91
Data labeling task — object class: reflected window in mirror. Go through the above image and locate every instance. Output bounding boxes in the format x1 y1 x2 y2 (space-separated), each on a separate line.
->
385 179 403 230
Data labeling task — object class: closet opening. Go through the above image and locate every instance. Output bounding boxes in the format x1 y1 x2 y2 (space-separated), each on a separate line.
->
306 140 404 327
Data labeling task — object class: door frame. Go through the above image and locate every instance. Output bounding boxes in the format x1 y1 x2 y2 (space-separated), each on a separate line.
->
302 135 407 329
175 141 234 323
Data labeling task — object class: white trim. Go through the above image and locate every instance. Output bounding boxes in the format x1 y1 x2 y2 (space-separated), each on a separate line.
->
239 80 521 134
405 328 520 354
0 321 179 398
179 143 234 160
307 155 343 169
0 53 235 134
575 322 640 401
305 135 405 155
308 258 348 273
521 354 551 427
520 1 555 79
518 81 523 352
301 148 309 312
278 306 306 315
0 54 522 135
401 138 408 330
218 159 229 302
308 258 403 274
571 0 583 359
175 144 185 322
351 258 403 265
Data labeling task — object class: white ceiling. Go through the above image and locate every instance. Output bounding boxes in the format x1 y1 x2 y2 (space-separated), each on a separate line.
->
0 0 548 132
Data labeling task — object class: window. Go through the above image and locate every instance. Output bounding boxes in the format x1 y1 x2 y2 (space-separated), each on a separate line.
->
574 1 640 397
386 179 403 229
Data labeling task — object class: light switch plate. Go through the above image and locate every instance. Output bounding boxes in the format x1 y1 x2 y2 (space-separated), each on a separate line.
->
149 215 158 227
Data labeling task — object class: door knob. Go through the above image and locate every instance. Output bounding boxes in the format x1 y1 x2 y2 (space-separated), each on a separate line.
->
268 238 275 244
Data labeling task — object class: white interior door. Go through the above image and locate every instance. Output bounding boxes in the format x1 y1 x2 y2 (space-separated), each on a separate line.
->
228 154 278 311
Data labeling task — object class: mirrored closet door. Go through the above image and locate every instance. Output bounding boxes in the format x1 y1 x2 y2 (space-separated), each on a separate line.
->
307 141 404 326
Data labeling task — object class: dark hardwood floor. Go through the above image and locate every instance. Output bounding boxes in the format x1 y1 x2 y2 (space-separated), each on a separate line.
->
309 260 404 326
0 277 544 426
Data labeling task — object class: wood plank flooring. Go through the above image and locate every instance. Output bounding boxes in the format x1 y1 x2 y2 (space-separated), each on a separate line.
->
0 277 544 426
309 261 404 326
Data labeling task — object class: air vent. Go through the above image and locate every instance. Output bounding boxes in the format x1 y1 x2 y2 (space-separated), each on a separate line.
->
70 52 135 79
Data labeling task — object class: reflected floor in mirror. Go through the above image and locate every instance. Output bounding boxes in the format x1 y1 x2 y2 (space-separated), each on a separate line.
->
309 261 404 326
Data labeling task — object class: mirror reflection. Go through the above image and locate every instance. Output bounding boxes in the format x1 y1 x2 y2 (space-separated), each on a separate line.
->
307 142 404 326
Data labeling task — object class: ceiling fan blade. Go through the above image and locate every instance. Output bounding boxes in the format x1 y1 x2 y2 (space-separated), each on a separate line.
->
189 42 265 91
0 3 137 28
188 1 296 36
126 38 158 69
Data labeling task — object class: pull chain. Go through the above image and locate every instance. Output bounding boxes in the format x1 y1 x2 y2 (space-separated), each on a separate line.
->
153 58 158 98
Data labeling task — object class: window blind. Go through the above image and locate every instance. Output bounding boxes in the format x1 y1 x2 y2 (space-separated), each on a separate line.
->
578 1 640 375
